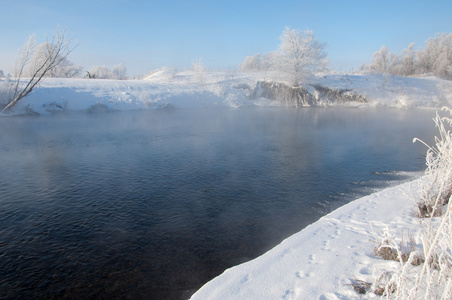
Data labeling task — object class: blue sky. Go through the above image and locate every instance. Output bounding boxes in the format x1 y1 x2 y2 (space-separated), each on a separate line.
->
0 0 451 76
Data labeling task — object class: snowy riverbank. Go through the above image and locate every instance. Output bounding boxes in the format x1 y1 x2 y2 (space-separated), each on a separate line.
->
2 71 450 298
190 177 424 300
1 70 452 114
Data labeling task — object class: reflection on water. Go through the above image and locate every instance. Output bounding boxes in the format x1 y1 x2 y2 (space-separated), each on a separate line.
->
0 107 437 299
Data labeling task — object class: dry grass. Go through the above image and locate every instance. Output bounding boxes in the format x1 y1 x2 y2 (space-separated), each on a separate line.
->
417 201 444 218
348 276 397 296
374 232 424 266
416 188 450 218
374 282 397 296
347 277 371 294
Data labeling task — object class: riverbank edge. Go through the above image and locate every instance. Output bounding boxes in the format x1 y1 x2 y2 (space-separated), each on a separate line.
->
189 177 422 299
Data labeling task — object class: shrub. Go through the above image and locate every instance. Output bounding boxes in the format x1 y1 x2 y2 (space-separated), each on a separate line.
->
383 108 452 299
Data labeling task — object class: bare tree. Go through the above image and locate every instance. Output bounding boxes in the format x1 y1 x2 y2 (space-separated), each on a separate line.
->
1 27 76 113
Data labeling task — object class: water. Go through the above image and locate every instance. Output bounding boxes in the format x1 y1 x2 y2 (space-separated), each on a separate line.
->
0 107 437 299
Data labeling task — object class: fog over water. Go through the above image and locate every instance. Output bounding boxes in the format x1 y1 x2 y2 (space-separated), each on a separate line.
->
0 107 438 299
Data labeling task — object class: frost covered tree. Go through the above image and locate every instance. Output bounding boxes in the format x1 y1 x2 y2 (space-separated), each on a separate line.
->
368 46 393 74
418 33 452 78
277 27 327 85
239 27 327 85
240 53 263 72
88 64 128 80
261 52 280 71
31 42 82 78
400 42 417 76
112 63 128 80
1 28 76 113
240 52 279 73
363 33 452 79
89 66 113 79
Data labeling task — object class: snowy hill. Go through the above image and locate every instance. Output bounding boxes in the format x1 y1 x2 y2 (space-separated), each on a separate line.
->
1 70 452 115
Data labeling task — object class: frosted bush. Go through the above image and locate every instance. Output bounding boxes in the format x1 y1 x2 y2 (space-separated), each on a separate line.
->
191 57 205 73
414 107 452 217
382 107 452 299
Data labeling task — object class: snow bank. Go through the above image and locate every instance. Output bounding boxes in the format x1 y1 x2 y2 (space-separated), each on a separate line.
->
314 74 452 108
190 179 422 300
1 71 451 114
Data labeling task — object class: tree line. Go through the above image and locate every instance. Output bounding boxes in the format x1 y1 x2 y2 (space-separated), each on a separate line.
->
360 33 452 79
1 26 451 113
0 36 129 81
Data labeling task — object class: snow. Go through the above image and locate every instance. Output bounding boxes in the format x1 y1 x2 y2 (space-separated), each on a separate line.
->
190 179 423 300
1 70 452 115
2 70 451 298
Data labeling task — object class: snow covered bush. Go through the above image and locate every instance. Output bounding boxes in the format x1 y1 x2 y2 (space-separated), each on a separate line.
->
414 108 452 218
191 57 205 73
378 107 452 299
87 64 128 80
191 58 206 84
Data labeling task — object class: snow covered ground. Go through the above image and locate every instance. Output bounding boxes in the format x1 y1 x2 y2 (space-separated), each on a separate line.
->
1 70 452 114
189 178 423 300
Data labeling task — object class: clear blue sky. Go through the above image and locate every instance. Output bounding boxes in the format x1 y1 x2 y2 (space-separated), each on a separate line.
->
0 0 451 76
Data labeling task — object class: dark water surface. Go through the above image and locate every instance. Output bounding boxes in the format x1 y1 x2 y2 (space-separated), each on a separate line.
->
0 107 437 299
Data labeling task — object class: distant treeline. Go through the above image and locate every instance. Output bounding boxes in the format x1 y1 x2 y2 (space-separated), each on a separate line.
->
360 33 452 79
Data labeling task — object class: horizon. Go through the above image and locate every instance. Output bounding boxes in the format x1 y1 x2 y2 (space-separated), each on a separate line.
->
0 0 451 76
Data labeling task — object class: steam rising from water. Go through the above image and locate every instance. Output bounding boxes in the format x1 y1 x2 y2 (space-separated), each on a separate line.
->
0 108 437 299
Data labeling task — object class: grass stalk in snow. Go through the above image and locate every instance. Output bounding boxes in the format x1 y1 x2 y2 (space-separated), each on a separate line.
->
380 107 452 299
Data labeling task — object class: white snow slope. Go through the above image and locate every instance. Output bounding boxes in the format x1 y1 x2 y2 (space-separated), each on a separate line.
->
1 70 452 114
190 179 423 300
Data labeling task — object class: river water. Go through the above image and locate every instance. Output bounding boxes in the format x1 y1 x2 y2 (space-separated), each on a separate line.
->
0 107 437 299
